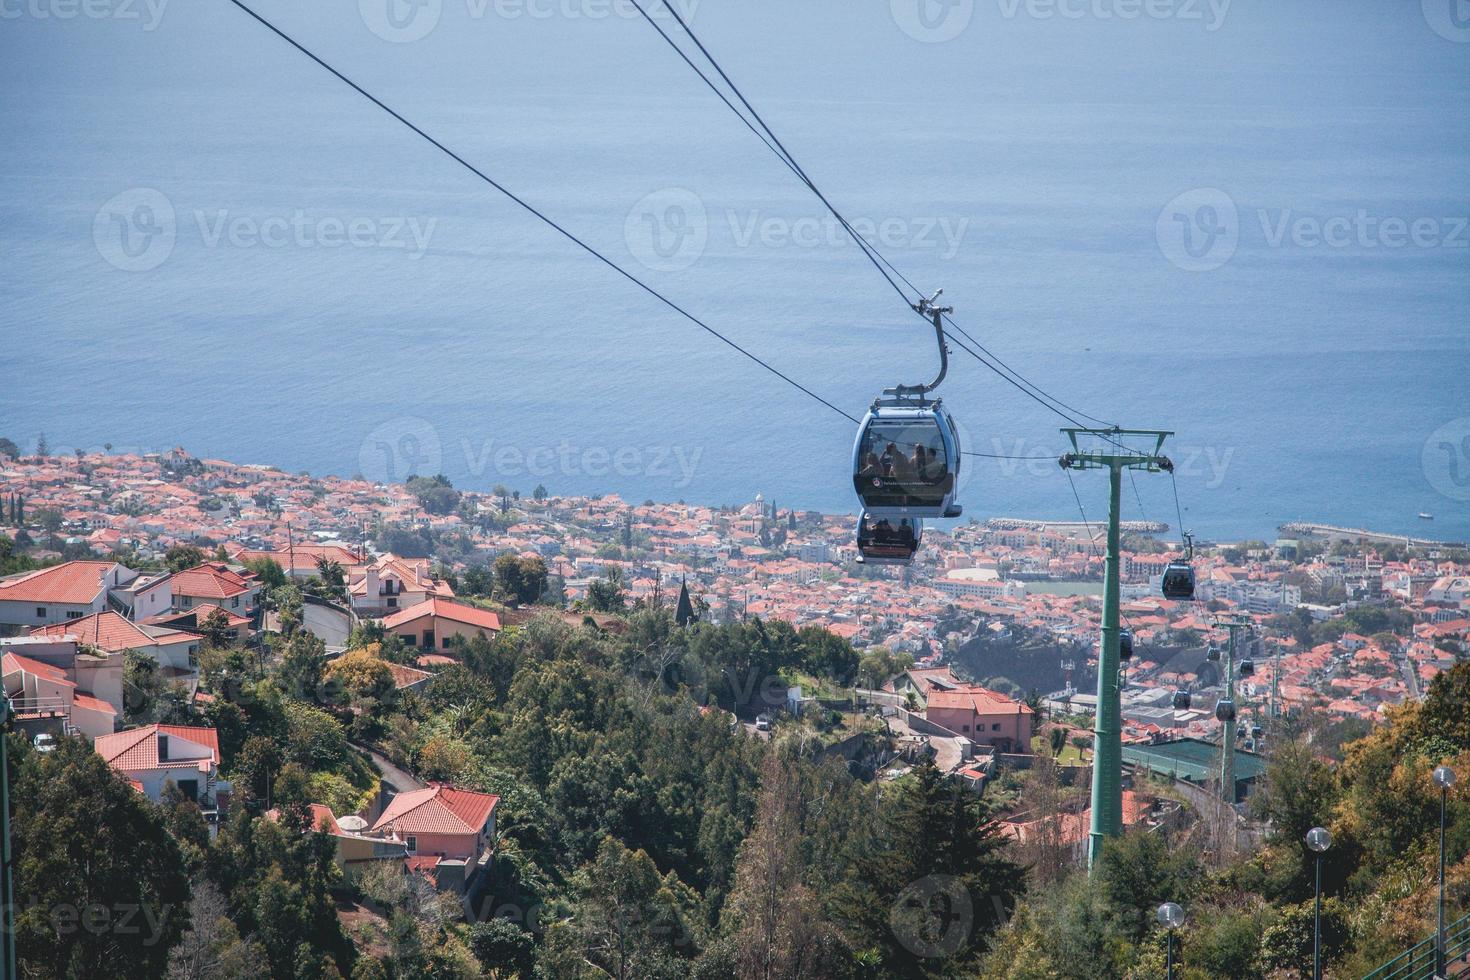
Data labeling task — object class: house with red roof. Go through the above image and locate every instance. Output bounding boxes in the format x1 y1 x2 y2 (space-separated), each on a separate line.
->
349 555 454 618
381 598 501 653
924 686 1035 753
0 560 135 628
94 724 229 815
369 783 498 893
233 543 363 580
33 611 203 684
170 563 259 616
3 649 117 739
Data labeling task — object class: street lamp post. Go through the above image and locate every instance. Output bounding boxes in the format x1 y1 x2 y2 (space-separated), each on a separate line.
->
1157 902 1185 980
1307 826 1332 980
1434 766 1457 978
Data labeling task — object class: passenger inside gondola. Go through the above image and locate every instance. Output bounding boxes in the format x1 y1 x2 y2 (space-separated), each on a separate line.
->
855 423 950 508
861 515 917 555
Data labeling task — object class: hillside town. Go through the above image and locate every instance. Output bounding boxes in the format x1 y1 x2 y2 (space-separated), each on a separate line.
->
4 445 1470 976
4 444 1468 748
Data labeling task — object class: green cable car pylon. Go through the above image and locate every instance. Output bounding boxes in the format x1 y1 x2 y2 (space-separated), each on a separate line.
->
1059 427 1175 873
1213 616 1253 804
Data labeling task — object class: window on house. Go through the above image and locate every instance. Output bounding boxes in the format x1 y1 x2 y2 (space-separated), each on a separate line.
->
231 596 239 608
66 611 83 620
180 596 192 608
188 647 199 668
961 724 970 732
405 835 417 854
991 723 1002 731
35 607 46 618
386 597 397 608
422 631 435 649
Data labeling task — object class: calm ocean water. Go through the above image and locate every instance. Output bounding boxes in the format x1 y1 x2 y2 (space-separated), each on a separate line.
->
1 0 1467 541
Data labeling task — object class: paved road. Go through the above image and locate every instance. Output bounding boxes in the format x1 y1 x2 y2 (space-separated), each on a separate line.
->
351 740 425 794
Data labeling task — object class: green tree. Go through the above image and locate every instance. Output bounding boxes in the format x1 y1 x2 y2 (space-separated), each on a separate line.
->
245 557 289 590
466 919 536 978
494 553 548 607
406 474 461 516
586 568 627 613
313 556 348 604
165 544 207 572
199 605 234 649
831 759 1026 977
532 484 548 502
1093 831 1200 941
460 563 494 598
1257 898 1349 977
274 630 326 702
551 837 701 980
11 735 191 979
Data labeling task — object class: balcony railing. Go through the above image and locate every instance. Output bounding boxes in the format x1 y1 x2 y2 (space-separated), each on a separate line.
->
1363 911 1470 980
6 696 69 718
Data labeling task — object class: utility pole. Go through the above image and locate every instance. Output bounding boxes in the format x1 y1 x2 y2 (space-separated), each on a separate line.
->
1271 639 1281 721
1 694 16 980
1213 616 1252 805
1059 427 1174 873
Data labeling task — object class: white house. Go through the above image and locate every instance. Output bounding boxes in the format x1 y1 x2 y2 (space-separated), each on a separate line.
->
0 561 133 629
94 725 228 813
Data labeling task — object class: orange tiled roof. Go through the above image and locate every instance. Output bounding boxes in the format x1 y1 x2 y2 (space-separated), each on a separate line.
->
71 693 117 715
171 563 252 599
386 663 434 690
927 686 1035 716
2 651 72 684
371 783 497 836
95 724 220 770
34 611 200 652
0 561 113 604
382 598 500 632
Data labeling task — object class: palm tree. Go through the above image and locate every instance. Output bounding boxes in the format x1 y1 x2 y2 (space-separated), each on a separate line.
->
1049 727 1068 758
443 702 471 737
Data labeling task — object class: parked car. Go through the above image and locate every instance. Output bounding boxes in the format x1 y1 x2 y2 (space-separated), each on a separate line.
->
33 733 56 754
754 714 772 732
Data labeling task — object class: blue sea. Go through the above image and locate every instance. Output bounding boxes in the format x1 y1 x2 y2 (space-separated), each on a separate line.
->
1 0 1467 541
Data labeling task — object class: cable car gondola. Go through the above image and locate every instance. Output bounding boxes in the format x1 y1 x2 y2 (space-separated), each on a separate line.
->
1238 659 1255 678
1215 699 1236 723
1118 629 1134 662
1206 644 1221 663
851 292 963 523
855 512 922 565
1161 532 1196 600
1172 691 1193 710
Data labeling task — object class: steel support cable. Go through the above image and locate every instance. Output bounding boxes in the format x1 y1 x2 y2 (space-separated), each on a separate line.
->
223 0 860 425
632 0 1124 432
